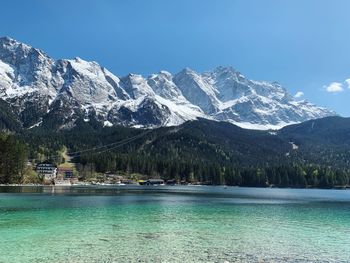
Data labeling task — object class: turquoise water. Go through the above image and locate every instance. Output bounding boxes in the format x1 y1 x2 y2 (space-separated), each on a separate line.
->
0 186 349 263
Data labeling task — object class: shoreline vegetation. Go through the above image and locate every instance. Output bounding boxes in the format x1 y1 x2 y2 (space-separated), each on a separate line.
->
1 143 350 189
1 140 350 190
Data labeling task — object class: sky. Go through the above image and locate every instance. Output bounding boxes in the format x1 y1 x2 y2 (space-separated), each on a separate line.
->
1 0 350 116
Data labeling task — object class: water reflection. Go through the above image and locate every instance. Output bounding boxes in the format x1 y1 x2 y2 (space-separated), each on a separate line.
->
1 185 350 203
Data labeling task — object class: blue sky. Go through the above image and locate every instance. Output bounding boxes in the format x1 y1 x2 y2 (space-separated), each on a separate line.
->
1 0 350 116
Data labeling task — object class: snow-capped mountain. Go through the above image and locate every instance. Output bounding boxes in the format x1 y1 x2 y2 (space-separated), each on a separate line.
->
0 37 335 130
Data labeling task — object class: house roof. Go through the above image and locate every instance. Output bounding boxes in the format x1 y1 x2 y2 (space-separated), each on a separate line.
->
57 167 73 172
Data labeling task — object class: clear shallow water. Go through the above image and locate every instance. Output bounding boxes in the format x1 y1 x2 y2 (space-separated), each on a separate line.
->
0 186 349 263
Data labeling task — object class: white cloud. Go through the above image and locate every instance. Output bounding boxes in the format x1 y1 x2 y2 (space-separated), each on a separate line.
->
345 79 350 89
325 82 344 93
294 91 304 98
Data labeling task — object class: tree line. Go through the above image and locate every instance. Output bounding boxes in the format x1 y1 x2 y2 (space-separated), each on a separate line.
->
78 152 350 188
0 134 28 184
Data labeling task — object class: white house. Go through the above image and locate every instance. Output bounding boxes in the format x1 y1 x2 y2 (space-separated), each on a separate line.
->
36 163 57 180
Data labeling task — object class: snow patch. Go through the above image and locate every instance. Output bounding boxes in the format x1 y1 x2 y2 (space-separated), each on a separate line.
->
28 120 43 129
103 120 113 127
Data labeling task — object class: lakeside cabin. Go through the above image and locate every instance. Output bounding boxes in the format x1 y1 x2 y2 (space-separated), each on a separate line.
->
36 163 57 180
57 167 74 179
138 179 164 185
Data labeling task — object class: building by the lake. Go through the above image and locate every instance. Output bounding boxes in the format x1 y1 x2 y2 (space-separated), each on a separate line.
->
57 167 74 179
36 163 57 180
138 179 164 185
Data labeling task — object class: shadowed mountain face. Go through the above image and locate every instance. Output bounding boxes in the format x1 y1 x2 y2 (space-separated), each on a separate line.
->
0 37 334 131
279 116 350 146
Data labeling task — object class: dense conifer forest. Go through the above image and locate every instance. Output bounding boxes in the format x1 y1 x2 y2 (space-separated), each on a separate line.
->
1 116 350 187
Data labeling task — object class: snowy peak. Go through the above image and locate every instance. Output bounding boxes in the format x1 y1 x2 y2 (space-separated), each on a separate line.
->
0 37 34 57
209 66 244 82
119 73 155 99
0 37 52 69
0 37 336 130
148 71 185 100
55 57 119 106
174 68 221 114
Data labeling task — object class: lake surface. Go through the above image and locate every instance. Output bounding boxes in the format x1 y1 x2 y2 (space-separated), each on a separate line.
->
0 186 349 263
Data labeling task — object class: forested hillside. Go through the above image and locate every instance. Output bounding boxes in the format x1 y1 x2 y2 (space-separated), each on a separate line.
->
0 99 21 132
2 116 346 188
0 134 27 183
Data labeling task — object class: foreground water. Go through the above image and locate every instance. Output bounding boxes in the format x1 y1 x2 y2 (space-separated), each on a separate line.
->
0 186 349 263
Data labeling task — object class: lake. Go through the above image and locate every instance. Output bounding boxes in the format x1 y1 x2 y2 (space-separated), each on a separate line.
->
0 185 349 263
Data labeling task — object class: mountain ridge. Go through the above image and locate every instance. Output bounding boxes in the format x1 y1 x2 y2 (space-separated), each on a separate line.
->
0 36 335 131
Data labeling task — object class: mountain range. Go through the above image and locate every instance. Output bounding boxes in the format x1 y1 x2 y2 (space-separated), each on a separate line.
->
0 36 335 131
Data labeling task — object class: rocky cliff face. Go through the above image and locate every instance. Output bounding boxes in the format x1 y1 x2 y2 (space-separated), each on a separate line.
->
0 37 334 130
